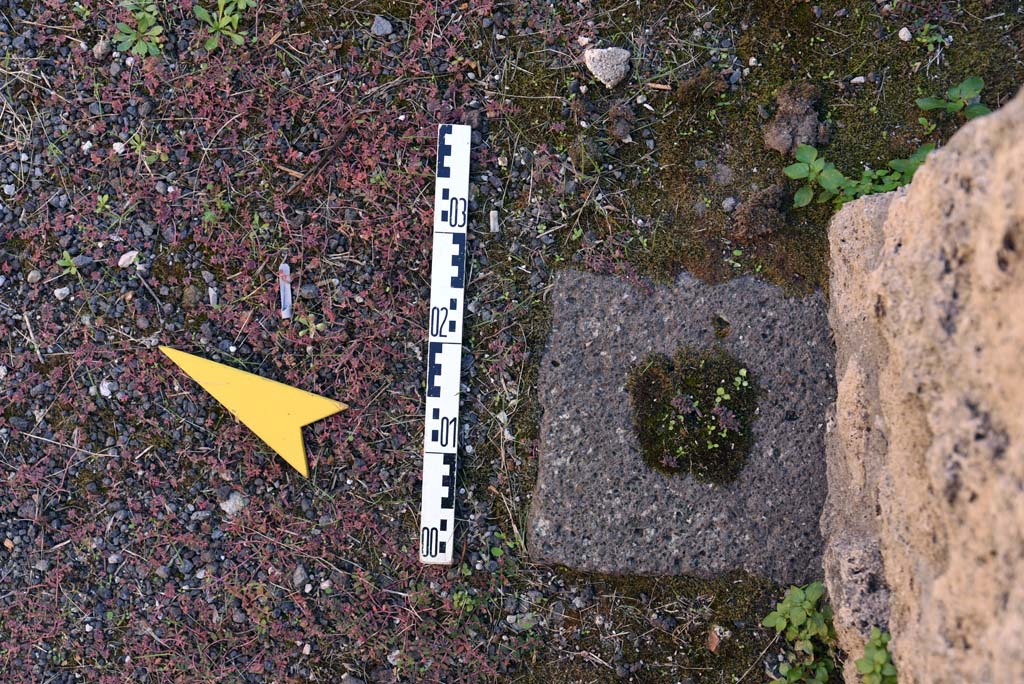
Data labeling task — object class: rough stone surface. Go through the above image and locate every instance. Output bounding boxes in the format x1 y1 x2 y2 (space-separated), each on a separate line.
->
528 270 834 585
822 193 895 679
824 89 1024 684
763 82 830 157
583 47 631 89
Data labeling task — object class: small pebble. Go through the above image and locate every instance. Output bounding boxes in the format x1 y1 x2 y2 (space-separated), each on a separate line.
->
117 250 139 268
219 491 247 517
54 286 71 301
27 270 41 284
92 39 111 59
371 15 393 37
292 564 308 589
898 27 912 42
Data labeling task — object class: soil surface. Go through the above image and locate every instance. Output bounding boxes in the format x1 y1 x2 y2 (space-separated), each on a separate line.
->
0 0 1021 681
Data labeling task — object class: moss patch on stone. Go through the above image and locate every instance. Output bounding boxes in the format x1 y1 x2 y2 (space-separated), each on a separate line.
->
627 347 757 483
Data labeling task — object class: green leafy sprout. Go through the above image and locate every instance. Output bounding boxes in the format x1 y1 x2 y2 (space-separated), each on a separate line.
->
762 581 837 684
914 23 950 53
855 627 898 684
295 314 326 338
784 143 933 209
57 250 78 277
452 589 477 613
113 1 164 56
916 76 991 120
194 0 256 51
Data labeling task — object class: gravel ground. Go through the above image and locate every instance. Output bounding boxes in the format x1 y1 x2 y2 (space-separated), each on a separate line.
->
1 0 1022 682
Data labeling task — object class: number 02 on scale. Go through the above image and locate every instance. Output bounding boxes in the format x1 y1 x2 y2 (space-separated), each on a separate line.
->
419 124 470 564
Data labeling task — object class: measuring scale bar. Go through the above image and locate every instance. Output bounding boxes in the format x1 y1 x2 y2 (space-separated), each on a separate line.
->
419 124 471 564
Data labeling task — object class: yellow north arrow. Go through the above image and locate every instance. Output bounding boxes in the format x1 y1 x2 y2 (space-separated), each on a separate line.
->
160 346 346 477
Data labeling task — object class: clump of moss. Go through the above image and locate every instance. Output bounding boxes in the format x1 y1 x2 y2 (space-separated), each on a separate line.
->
627 347 757 483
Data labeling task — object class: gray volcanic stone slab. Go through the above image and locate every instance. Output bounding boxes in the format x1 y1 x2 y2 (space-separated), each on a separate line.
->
527 270 834 585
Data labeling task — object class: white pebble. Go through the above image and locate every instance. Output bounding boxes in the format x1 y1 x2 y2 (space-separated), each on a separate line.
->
117 250 139 268
898 27 912 42
219 491 247 517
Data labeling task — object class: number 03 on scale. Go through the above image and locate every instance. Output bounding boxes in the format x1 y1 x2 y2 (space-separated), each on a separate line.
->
419 124 470 564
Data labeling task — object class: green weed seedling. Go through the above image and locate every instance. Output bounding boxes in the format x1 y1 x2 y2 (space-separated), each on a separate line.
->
57 250 78 277
855 627 897 684
452 589 477 613
784 143 932 209
194 0 255 51
916 76 991 120
762 581 837 684
114 1 164 56
295 314 326 338
914 23 949 53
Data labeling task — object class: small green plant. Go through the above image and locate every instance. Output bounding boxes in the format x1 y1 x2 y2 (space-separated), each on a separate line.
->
127 131 169 166
784 143 933 208
95 193 111 215
295 314 326 338
57 250 78 277
914 23 949 53
452 589 477 613
762 582 837 684
114 1 164 56
855 628 897 684
194 0 255 51
916 76 991 120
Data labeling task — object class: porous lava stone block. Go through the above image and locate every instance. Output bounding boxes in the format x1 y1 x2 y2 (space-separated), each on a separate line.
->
527 270 834 584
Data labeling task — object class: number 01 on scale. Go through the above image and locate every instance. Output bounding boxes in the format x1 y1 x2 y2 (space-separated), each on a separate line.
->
419 124 470 564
